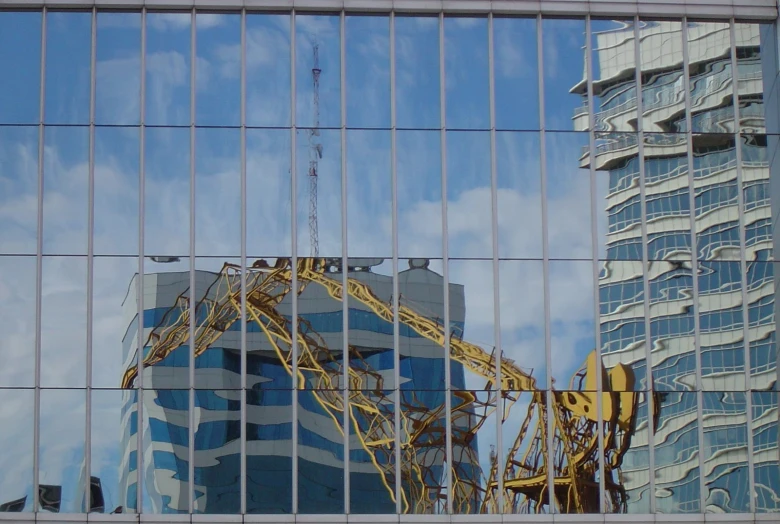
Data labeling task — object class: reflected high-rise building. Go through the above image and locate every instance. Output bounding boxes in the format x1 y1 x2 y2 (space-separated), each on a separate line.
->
576 21 778 513
119 259 478 514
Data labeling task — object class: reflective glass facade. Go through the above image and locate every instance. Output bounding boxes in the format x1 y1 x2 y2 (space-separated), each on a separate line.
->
0 6 778 519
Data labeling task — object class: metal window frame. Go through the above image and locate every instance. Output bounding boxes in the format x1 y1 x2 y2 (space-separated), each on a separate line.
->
634 14 657 515
188 6 197 514
584 14 608 514
439 10 454 516
487 10 504 515
729 17 757 513
340 8 350 514
0 0 774 20
537 12 556 515
136 6 146 513
84 4 97 515
239 6 248 516
680 17 708 514
13 4 779 521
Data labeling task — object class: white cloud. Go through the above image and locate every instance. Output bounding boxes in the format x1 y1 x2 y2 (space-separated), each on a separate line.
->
147 13 225 32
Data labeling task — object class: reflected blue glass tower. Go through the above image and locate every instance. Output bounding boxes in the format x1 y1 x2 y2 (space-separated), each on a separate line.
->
577 21 778 513
120 260 475 514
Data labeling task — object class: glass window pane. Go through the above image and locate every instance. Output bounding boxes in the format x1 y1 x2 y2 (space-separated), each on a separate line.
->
494 17 539 131
141 389 190 513
346 257 394 391
195 128 240 256
91 389 138 514
752 391 780 512
595 132 643 262
450 390 495 514
400 389 446 514
590 19 638 134
649 258 697 392
610 394 651 513
644 132 692 262
296 15 340 130
444 17 489 130
687 21 731 135
499 260 546 389
449 259 494 391
247 129 291 258
246 389 293 513
0 389 34 512
196 13 240 126
93 256 139 389
0 126 38 255
702 391 749 512
39 389 86 513
549 260 596 389
145 127 190 257
0 256 36 387
447 131 491 259
349 388 397 513
398 130 442 258
138 256 192 390
95 126 139 256
298 389 344 513
45 11 91 125
698 261 745 390
735 23 767 133
746 262 775 391
398 257 447 388
246 14 291 128
395 16 439 130
542 18 585 132
599 260 647 391
347 130 391 258
193 257 241 391
640 21 685 134
546 131 591 260
500 392 549 513
43 126 89 255
193 390 241 513
497 131 541 259
41 256 87 388
96 12 141 125
296 128 341 258
146 12 191 126
654 391 701 513
345 15 389 129
0 11 41 124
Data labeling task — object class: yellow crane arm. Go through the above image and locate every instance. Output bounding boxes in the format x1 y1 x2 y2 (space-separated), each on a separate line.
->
296 259 538 392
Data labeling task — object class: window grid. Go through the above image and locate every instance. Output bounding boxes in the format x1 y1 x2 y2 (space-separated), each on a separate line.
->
0 7 775 518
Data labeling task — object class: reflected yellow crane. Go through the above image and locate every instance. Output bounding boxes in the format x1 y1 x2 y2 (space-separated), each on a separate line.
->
122 257 639 514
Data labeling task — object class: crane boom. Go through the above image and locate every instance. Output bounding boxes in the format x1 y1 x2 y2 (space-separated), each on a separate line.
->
123 257 639 514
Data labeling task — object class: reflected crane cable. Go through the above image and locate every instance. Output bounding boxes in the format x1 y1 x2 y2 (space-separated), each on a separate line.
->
122 257 639 514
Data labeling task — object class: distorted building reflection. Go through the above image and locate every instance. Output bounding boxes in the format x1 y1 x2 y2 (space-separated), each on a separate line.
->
119 255 646 514
576 20 778 513
120 258 481 513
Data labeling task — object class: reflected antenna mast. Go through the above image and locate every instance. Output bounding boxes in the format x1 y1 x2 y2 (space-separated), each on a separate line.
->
308 43 322 257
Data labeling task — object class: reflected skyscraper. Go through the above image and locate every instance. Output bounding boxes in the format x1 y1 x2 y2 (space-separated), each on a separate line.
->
577 21 779 513
120 259 476 514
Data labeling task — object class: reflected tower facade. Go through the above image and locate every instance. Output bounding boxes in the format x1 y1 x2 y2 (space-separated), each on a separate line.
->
577 21 779 513
120 260 476 514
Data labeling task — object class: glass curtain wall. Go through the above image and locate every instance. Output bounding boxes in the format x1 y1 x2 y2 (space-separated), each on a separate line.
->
0 8 776 517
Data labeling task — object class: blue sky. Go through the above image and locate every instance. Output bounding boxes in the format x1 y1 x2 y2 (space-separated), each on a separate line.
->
0 10 619 513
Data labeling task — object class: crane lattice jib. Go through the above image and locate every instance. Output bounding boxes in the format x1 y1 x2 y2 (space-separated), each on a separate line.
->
122 258 637 514
122 260 447 513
